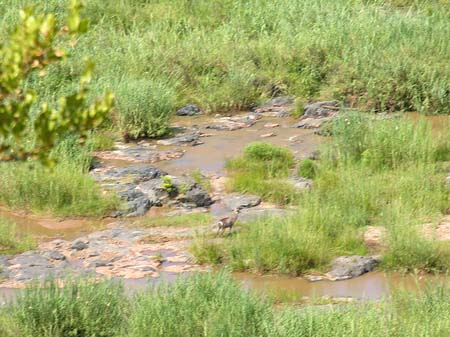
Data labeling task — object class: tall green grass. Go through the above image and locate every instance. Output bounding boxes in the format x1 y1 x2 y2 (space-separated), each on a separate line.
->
197 115 450 274
0 137 117 217
1 0 449 142
1 275 450 337
226 142 298 204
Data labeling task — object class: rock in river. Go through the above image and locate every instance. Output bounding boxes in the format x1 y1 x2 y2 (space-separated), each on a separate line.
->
176 104 202 116
326 256 380 281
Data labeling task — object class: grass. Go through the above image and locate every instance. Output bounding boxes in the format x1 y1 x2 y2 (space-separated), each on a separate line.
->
226 142 298 204
0 217 35 254
1 0 449 143
0 137 118 217
196 114 450 274
1 274 450 337
138 213 213 228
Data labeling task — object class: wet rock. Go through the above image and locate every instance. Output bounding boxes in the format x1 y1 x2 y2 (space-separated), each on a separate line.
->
183 186 213 207
260 132 276 138
100 165 167 183
222 193 261 211
206 113 261 131
303 101 339 118
88 260 112 268
94 147 184 164
71 240 89 251
264 123 280 128
41 250 66 261
157 133 203 147
138 179 171 206
254 97 294 117
124 196 152 217
176 104 202 116
293 116 334 129
326 256 379 281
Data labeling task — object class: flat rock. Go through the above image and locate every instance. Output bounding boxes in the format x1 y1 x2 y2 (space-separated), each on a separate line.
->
206 113 261 131
260 132 275 138
222 194 261 211
293 115 335 129
156 133 203 147
363 226 387 249
94 146 184 163
326 256 379 281
94 165 167 183
254 97 294 117
176 104 202 116
71 240 89 251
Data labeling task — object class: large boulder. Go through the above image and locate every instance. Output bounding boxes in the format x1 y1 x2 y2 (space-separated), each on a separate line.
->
173 177 213 207
326 256 379 281
176 104 202 116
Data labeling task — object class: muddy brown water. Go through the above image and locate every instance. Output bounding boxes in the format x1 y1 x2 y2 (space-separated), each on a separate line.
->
154 116 322 175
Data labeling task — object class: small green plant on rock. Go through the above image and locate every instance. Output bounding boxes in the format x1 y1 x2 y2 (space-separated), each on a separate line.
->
162 176 175 194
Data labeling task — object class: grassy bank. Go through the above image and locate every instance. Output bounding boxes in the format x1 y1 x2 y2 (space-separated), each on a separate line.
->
0 137 117 217
1 0 449 139
195 115 450 274
1 274 450 337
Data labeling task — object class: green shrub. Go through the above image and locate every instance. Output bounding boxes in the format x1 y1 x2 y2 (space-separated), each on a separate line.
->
116 79 175 139
0 137 117 216
297 159 317 179
8 279 127 337
226 143 297 204
129 273 272 337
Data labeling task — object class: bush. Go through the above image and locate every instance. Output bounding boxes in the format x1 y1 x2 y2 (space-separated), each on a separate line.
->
297 159 317 179
116 79 175 139
226 142 297 204
0 137 117 217
8 279 127 337
128 273 272 337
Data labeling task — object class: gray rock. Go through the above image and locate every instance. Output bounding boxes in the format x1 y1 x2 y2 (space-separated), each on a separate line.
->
124 196 152 217
176 104 202 116
157 133 203 147
303 101 339 118
222 193 261 211
41 250 66 261
182 186 213 207
88 260 112 268
254 97 294 117
94 147 185 164
104 165 167 183
71 240 89 251
326 256 379 281
261 97 294 107
138 179 172 206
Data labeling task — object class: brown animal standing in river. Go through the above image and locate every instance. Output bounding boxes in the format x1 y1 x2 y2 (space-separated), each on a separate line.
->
216 209 239 236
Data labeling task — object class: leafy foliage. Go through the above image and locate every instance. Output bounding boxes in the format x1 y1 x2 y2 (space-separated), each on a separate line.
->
0 0 113 163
